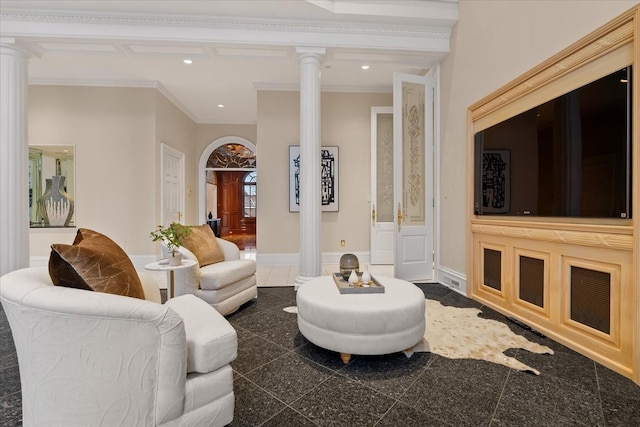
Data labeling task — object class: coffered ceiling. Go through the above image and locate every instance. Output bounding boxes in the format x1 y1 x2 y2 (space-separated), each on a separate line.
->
0 0 458 124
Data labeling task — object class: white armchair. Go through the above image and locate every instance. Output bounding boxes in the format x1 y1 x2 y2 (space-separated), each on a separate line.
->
167 237 257 315
0 266 237 427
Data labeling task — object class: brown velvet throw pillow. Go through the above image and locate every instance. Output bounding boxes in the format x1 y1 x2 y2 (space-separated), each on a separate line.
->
178 224 225 267
49 228 145 300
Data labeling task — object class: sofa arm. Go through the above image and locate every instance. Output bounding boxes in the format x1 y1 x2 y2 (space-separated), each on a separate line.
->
165 295 237 374
217 237 241 261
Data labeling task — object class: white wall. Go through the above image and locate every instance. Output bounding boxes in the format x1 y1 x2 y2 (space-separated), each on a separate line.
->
438 0 639 277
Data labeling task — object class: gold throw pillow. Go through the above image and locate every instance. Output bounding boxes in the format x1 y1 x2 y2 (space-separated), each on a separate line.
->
178 224 225 267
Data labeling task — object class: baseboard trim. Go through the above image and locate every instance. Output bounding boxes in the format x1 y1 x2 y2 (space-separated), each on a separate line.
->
29 256 49 268
256 251 371 266
256 253 298 265
436 266 467 295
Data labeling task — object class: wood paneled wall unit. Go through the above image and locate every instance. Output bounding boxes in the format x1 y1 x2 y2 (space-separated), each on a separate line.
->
467 6 639 384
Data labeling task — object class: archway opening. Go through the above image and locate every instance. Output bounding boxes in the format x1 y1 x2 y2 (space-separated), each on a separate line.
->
202 139 256 251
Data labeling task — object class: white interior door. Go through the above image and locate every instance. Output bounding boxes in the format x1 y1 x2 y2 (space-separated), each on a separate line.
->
393 71 435 281
370 107 394 264
161 143 185 226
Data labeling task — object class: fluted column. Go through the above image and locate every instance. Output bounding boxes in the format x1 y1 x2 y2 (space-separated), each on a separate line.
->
295 47 325 289
0 37 30 275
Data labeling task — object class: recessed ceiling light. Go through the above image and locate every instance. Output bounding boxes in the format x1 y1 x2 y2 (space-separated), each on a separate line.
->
217 104 224 108
183 59 193 65
361 65 370 70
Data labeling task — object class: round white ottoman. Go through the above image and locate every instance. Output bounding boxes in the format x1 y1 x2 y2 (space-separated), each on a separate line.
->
296 275 426 363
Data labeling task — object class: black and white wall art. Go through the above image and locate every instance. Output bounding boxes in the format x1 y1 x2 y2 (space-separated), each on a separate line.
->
289 145 339 212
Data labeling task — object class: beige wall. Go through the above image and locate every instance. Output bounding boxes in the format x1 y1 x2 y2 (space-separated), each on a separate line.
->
195 124 257 155
28 86 198 261
438 0 639 275
256 90 392 254
28 86 157 258
155 92 197 225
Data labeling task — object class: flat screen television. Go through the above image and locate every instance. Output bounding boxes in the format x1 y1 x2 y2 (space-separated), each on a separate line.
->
474 66 632 219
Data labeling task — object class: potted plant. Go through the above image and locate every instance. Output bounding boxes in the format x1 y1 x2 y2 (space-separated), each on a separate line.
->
150 222 192 266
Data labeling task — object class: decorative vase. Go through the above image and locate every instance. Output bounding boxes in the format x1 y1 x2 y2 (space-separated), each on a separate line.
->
339 253 359 280
361 267 371 284
39 175 74 226
168 251 182 266
348 270 359 286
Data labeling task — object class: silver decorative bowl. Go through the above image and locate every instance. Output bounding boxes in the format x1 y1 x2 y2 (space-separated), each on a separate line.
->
339 253 359 280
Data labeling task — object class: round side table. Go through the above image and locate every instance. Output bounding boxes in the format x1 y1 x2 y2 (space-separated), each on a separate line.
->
144 259 197 299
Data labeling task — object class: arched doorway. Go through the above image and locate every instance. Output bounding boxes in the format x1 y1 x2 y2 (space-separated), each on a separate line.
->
199 137 257 250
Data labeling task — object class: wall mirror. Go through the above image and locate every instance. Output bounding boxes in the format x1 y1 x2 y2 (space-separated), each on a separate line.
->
29 145 75 228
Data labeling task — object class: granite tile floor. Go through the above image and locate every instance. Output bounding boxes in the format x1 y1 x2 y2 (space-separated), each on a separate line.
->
1 283 639 426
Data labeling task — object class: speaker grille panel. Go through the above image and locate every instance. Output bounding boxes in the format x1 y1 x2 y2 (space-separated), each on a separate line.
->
483 248 501 291
570 266 611 334
519 256 544 307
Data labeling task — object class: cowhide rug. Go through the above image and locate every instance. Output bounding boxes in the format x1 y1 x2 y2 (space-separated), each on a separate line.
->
404 299 553 375
284 299 553 374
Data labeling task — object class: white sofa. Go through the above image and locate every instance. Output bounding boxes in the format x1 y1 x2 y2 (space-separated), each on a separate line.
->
0 266 237 427
168 237 257 315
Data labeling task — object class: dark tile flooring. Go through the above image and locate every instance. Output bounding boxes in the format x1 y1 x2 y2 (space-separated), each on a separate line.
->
2 283 639 426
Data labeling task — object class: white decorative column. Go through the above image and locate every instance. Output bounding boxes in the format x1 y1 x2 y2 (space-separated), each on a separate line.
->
0 37 30 276
295 47 325 289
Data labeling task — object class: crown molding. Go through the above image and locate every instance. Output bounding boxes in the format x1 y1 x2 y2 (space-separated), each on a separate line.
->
253 82 391 93
1 10 453 38
196 117 257 125
28 77 158 88
28 78 198 122
1 9 452 52
155 82 198 123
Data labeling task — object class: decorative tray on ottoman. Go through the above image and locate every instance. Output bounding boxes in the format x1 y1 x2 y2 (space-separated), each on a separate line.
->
332 273 385 294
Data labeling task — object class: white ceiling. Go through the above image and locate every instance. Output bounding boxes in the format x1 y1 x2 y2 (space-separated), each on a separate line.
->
0 1 458 124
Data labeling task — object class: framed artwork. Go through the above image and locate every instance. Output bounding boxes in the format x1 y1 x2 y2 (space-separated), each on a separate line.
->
289 145 339 212
482 149 510 213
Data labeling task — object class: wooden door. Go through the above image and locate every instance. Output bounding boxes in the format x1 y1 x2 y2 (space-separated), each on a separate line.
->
216 171 257 236
217 172 241 236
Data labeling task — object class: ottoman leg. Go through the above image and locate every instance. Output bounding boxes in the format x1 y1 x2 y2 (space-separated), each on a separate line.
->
340 353 351 364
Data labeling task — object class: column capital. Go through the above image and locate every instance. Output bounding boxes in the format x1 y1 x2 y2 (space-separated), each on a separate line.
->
0 37 34 58
296 47 326 60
